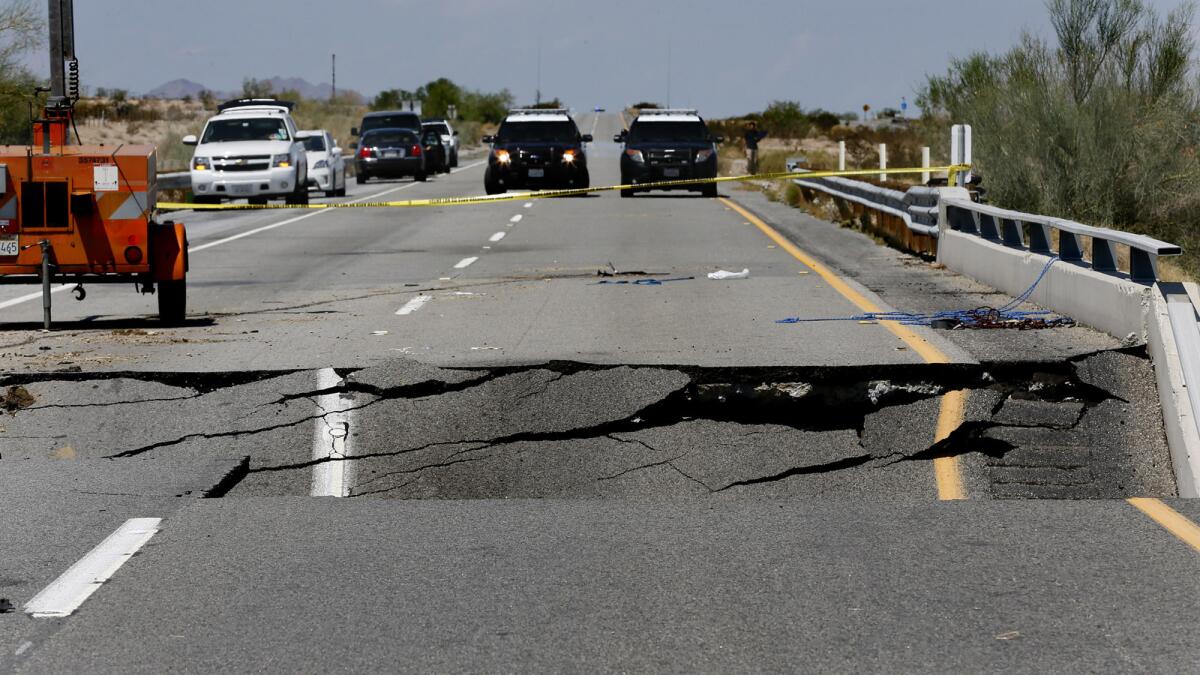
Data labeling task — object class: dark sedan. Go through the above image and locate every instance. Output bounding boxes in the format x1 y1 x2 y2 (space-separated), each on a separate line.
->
354 128 427 183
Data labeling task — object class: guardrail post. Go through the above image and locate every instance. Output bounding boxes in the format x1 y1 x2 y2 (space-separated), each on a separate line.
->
1000 218 1024 247
878 144 887 182
1058 230 1084 261
921 147 930 185
1027 222 1053 254
838 141 846 172
977 213 1000 241
1092 237 1118 273
1130 249 1158 283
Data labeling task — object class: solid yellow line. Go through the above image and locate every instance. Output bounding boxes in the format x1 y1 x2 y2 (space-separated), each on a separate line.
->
934 390 968 500
719 197 967 500
1128 498 1200 553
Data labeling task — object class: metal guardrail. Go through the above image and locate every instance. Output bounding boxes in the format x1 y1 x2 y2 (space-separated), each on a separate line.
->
158 172 189 190
786 158 1182 283
943 198 1181 283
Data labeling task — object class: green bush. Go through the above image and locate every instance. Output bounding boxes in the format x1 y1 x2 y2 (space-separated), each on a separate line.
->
920 0 1200 277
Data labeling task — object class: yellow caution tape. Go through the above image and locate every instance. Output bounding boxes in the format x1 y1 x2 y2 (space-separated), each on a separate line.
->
157 165 970 211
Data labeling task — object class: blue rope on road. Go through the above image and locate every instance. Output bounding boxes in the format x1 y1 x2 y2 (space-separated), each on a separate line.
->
595 277 695 286
777 257 1073 328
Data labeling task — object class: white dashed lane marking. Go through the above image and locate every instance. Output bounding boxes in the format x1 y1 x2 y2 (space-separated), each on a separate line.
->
395 295 432 316
24 518 163 618
489 232 506 242
510 214 523 223
454 257 479 269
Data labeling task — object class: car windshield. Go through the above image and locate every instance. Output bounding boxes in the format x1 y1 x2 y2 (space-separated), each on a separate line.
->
364 131 417 147
300 135 326 152
629 121 709 143
423 131 441 144
496 120 579 142
426 123 451 135
202 118 290 143
362 115 421 133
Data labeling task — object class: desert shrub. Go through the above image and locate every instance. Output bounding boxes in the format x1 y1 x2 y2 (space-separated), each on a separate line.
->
919 0 1200 277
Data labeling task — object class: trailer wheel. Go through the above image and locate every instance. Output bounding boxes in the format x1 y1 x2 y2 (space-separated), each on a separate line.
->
157 279 186 325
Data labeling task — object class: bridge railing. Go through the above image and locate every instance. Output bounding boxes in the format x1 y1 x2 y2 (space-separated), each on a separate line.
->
943 198 1181 283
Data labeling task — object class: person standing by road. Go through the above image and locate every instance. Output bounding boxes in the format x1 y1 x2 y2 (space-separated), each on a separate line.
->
744 121 768 174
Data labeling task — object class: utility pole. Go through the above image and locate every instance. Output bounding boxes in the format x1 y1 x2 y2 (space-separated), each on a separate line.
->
535 39 542 106
666 36 672 108
331 53 336 102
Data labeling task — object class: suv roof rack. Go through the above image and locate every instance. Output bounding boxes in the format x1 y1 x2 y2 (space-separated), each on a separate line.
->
636 108 699 116
508 108 571 115
218 98 295 113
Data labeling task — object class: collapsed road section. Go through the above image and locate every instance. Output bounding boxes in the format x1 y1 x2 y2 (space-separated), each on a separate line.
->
0 348 1175 501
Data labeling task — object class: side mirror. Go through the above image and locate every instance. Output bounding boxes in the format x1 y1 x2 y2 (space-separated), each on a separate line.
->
332 147 341 155
453 130 459 136
182 135 198 146
581 134 593 143
349 142 357 150
713 135 725 144
351 127 359 136
481 135 495 144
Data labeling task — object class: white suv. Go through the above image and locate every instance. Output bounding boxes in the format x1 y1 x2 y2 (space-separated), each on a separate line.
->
184 99 309 205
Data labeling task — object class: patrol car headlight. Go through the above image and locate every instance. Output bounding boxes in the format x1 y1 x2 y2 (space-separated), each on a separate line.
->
313 159 329 169
695 148 714 163
561 150 576 163
192 157 211 171
625 149 645 163
494 149 511 164
271 154 291 168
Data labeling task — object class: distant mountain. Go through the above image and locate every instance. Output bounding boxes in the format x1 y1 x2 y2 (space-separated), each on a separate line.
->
145 78 210 99
143 77 362 103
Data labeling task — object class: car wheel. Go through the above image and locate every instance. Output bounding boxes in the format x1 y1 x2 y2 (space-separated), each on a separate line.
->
285 182 309 206
702 183 718 198
451 152 459 168
356 173 366 185
415 171 428 182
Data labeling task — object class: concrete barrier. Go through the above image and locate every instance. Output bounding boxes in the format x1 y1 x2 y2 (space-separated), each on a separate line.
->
936 187 1200 495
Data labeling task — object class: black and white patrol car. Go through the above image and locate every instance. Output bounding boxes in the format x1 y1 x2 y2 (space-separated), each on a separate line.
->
483 109 592 194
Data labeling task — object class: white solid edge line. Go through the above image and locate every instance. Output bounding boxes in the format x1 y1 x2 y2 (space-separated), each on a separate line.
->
24 517 162 618
489 232 506 242
311 368 352 497
0 285 72 311
510 214 523 223
396 294 432 315
454 256 479 269
191 159 487 254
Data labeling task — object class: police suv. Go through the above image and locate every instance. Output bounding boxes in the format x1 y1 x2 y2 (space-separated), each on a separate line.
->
616 109 722 198
483 109 592 194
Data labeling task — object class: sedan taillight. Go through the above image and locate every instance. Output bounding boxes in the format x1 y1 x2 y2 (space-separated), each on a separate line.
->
359 146 373 159
411 144 422 157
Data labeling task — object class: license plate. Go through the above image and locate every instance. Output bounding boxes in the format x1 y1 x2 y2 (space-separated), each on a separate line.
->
0 236 18 257
664 168 681 178
385 150 404 158
528 168 545 178
229 184 253 195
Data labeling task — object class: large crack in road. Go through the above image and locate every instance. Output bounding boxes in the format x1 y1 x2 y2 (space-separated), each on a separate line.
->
0 348 1175 500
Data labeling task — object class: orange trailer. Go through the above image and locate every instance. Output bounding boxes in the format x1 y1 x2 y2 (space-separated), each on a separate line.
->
0 0 188 328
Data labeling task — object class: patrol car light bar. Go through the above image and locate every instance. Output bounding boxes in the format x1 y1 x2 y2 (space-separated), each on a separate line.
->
508 108 571 115
637 108 699 116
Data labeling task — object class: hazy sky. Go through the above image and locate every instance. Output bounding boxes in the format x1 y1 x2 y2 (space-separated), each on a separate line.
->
18 0 1197 116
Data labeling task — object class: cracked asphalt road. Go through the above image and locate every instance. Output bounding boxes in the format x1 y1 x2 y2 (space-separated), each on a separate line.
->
2 113 1195 672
